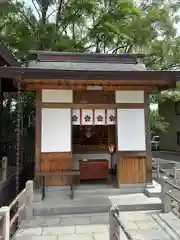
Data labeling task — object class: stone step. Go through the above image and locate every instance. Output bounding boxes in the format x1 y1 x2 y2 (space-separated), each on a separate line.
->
33 203 163 216
68 188 120 196
144 188 161 198
35 189 146 202
33 193 163 216
144 180 162 198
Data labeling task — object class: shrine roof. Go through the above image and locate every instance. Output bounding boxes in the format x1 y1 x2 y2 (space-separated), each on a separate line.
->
28 51 146 71
29 50 145 63
0 42 21 92
28 61 146 71
0 51 179 90
0 42 20 67
0 66 179 81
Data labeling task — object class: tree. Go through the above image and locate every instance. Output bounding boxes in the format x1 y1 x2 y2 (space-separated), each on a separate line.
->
1 0 180 134
150 109 169 134
1 0 180 64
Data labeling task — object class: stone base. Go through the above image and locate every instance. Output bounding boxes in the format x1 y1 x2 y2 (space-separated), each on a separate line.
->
119 183 146 194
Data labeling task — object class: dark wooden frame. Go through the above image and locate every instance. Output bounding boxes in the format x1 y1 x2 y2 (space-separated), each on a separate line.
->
0 42 20 67
175 101 180 115
177 132 180 146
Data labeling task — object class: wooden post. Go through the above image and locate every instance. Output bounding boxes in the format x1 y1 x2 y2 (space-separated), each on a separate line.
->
172 164 177 185
157 159 160 179
0 206 10 240
161 180 171 213
109 205 120 240
25 180 33 218
2 157 8 182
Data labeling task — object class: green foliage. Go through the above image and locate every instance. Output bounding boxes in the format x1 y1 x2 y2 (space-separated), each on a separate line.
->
1 0 180 62
1 0 180 133
150 109 169 133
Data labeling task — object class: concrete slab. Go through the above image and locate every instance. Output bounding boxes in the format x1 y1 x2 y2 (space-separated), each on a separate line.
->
57 234 93 240
109 193 162 211
14 210 180 240
60 215 91 225
20 216 61 228
34 192 162 216
120 210 180 240
15 227 43 236
42 226 75 235
13 236 58 240
93 232 109 240
13 213 128 240
75 224 108 234
90 214 109 224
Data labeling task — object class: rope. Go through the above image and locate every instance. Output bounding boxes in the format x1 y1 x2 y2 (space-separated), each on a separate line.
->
16 74 23 196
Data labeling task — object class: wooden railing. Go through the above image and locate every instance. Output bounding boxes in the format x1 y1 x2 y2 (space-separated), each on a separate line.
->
109 205 133 240
0 157 8 183
0 180 33 240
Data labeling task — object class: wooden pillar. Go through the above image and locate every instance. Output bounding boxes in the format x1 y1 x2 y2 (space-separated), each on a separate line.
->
34 90 41 188
144 91 152 183
0 78 2 115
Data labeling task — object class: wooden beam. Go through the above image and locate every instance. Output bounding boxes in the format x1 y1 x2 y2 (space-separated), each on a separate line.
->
103 86 158 91
25 83 159 91
25 83 86 90
35 91 41 173
144 91 152 182
40 103 146 109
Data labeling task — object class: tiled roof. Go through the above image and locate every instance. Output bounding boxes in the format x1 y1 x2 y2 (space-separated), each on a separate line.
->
28 61 146 71
0 42 20 67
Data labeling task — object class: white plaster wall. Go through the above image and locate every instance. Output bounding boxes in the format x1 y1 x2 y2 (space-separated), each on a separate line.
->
72 153 117 170
42 90 73 103
115 91 144 103
41 108 71 152
117 109 146 151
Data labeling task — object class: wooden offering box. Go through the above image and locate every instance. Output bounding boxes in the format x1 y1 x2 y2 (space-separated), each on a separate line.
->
79 160 109 181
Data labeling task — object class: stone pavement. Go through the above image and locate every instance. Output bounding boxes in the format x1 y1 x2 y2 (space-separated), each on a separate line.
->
13 210 180 240
121 210 180 240
13 213 128 240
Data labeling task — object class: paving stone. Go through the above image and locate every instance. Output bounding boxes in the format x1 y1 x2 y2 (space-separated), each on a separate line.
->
128 229 172 240
62 213 92 218
57 233 93 240
20 218 61 228
13 236 58 240
60 216 91 225
93 230 129 240
90 215 109 224
121 221 139 230
15 227 43 236
93 232 109 240
127 213 153 222
159 212 179 221
75 224 108 234
135 221 160 230
14 208 180 240
42 226 75 235
151 213 180 239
